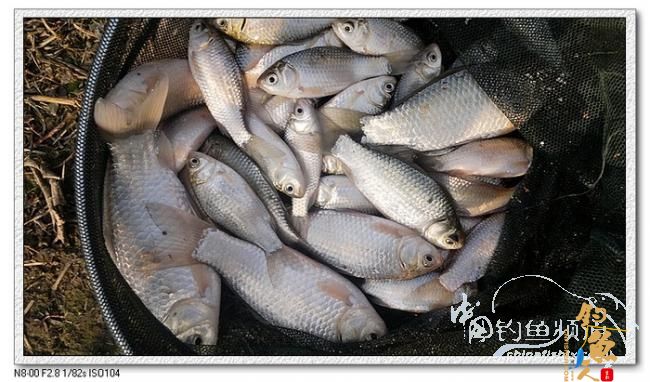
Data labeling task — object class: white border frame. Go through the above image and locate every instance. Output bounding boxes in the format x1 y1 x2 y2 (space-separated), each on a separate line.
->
14 8 636 365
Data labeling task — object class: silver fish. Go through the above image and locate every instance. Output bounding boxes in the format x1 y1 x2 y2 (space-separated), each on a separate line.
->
186 152 283 253
439 213 506 292
304 209 446 279
392 42 442 106
188 21 251 147
258 47 392 98
200 134 303 247
285 99 322 221
244 29 343 88
332 18 423 74
160 106 217 173
212 18 336 45
331 135 464 250
361 273 472 313
193 230 387 342
94 59 203 138
416 137 534 178
98 75 220 345
428 172 516 217
315 175 379 214
320 75 396 131
242 110 306 198
361 70 515 151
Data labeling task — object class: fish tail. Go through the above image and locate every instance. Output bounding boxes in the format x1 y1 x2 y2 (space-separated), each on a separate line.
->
94 73 169 139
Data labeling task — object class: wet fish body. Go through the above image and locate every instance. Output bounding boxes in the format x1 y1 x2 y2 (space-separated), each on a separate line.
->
258 47 392 98
428 172 516 217
200 134 303 246
315 175 379 214
304 209 446 279
186 152 283 253
332 18 423 74
242 111 306 198
392 42 442 106
212 18 336 45
439 213 506 292
331 135 463 250
244 29 343 87
361 70 515 151
361 273 471 313
160 106 217 173
188 21 251 147
416 137 534 178
193 230 387 342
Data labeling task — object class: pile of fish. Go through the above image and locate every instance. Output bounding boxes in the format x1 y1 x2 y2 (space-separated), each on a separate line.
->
95 18 533 347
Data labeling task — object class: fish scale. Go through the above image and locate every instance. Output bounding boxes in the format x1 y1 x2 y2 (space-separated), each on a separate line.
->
213 18 336 45
361 70 515 151
193 229 386 342
331 134 462 249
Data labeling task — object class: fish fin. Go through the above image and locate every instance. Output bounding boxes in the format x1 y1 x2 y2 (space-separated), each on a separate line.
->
319 108 367 133
384 49 421 75
102 160 116 261
145 202 212 264
289 213 310 239
317 279 354 307
156 131 177 172
243 135 287 164
94 74 169 139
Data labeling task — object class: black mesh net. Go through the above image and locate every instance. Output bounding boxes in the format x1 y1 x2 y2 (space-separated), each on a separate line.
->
74 17 627 356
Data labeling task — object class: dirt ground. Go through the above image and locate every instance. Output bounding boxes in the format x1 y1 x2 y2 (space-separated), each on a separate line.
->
23 18 119 355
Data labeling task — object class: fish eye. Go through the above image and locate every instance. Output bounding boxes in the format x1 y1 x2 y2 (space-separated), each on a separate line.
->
266 74 278 85
384 82 394 93
368 332 378 340
296 107 304 115
423 254 435 266
216 18 228 27
343 22 354 33
189 157 201 168
285 184 294 193
190 335 203 346
427 52 438 62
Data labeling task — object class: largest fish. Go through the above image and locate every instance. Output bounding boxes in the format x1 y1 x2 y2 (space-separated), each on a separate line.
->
95 70 221 346
361 70 515 151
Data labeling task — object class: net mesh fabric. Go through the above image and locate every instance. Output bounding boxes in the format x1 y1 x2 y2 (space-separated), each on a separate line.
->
74 17 626 356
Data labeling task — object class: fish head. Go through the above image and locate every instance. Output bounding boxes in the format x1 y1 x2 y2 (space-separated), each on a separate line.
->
338 305 387 342
424 219 465 250
415 43 442 79
287 99 318 134
162 298 219 346
258 62 299 96
186 151 218 185
189 21 215 51
368 76 397 109
332 19 370 51
273 168 305 198
212 18 244 39
398 236 446 273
